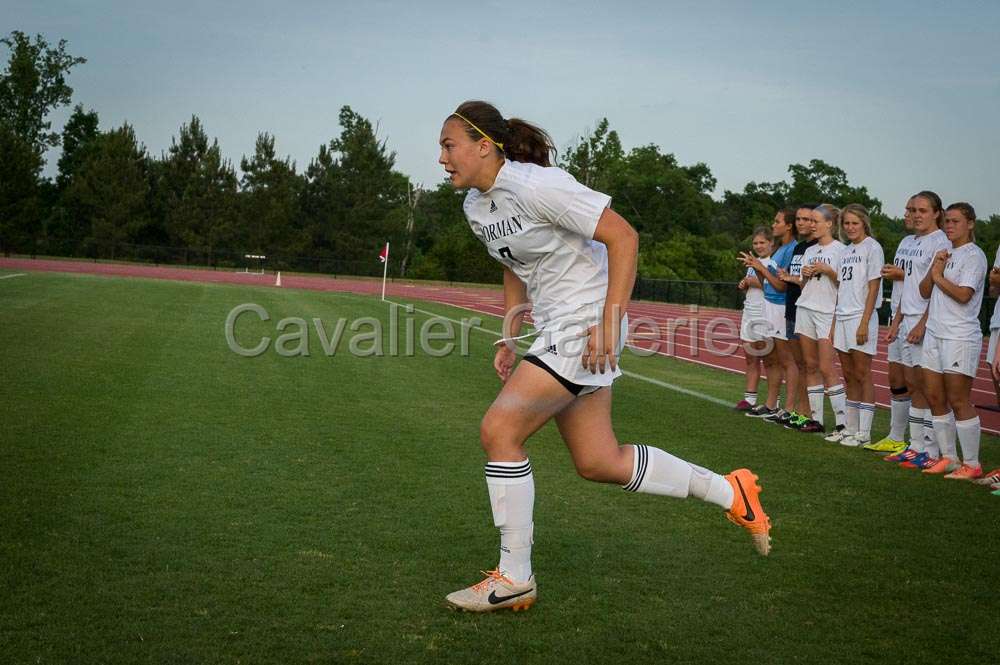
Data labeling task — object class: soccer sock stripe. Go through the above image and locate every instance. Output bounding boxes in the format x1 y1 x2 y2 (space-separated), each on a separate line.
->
623 444 648 492
485 460 533 479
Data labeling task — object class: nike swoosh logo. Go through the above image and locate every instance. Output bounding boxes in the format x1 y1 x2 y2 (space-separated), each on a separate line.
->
488 588 532 605
734 477 755 522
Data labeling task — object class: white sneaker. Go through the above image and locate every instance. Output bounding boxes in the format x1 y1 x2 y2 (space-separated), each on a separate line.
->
840 434 870 448
445 569 537 612
824 426 847 443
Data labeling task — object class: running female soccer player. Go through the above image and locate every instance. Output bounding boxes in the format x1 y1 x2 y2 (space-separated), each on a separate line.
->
735 227 775 411
793 204 847 436
884 191 952 469
830 205 884 446
438 101 772 613
866 199 916 452
918 202 986 479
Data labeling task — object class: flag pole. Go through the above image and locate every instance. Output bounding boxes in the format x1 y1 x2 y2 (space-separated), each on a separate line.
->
380 242 389 301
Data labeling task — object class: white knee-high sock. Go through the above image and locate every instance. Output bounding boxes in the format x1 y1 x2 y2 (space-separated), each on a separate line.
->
923 416 939 458
955 417 982 468
932 412 957 460
858 403 876 437
908 407 927 453
623 444 734 510
845 400 860 435
889 396 911 441
485 460 534 583
827 385 846 427
808 384 826 423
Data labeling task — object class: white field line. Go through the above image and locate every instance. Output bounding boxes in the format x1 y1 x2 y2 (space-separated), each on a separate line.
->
385 298 736 409
0 273 26 280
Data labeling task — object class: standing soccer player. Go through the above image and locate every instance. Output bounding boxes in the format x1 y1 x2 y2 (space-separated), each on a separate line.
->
919 203 986 479
884 191 952 470
866 199 916 452
831 205 884 446
735 227 775 411
742 210 798 419
775 206 818 430
792 204 847 435
438 101 772 613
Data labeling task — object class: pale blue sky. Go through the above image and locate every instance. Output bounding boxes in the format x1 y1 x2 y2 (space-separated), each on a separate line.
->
8 0 1000 215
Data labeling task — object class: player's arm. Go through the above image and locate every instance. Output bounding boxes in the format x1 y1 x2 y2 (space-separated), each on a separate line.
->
989 266 1000 297
856 277 881 345
494 267 529 383
741 252 786 291
918 251 942 299
588 207 638 373
502 266 529 336
931 267 976 304
881 264 904 281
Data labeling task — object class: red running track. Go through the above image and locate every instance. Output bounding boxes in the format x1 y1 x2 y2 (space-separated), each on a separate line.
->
5 257 999 433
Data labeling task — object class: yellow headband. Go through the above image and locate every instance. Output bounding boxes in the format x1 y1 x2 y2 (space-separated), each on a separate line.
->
452 112 504 151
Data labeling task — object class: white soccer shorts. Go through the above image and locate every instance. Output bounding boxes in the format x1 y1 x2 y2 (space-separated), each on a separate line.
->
740 310 770 343
921 332 982 378
898 316 925 368
764 301 787 341
833 315 878 356
987 330 999 366
794 306 833 341
525 313 629 394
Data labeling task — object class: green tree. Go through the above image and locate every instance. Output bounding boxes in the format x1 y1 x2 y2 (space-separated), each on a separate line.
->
301 106 409 268
0 31 87 157
56 104 100 190
239 132 304 260
560 118 625 192
161 116 239 263
0 31 86 254
68 123 150 258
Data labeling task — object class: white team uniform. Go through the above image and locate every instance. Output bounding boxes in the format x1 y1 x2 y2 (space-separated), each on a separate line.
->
740 260 774 343
923 242 988 378
794 240 846 340
987 246 1000 365
464 160 625 393
896 229 952 367
887 235 915 363
833 237 884 355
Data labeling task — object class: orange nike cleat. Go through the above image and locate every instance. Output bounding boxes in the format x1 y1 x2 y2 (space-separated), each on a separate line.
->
943 464 983 481
724 468 772 556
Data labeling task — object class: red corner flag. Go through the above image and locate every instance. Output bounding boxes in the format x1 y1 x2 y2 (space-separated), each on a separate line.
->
378 242 389 301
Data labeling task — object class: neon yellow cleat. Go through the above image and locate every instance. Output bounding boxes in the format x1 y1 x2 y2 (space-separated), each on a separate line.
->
863 437 907 453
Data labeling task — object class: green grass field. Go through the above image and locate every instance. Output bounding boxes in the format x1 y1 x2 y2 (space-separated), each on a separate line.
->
2 270 999 664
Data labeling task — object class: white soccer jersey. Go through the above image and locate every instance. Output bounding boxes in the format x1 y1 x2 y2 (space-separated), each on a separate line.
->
795 240 846 314
464 160 611 328
898 229 951 317
743 258 773 312
990 246 1000 330
890 235 916 315
835 237 885 319
927 242 988 342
